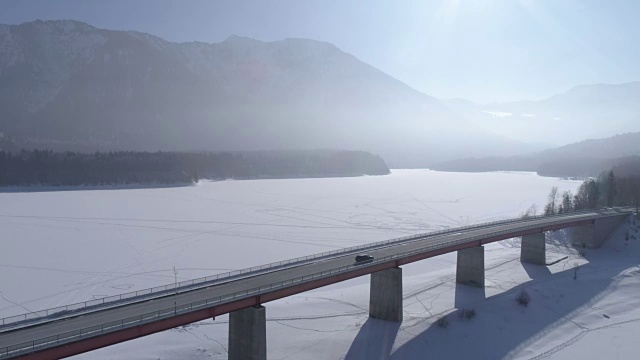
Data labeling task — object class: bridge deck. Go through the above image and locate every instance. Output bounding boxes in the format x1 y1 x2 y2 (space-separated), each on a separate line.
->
0 208 632 359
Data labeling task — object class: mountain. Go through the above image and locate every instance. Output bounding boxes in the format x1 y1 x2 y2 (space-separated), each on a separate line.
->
444 82 640 146
537 132 640 160
432 132 640 177
0 20 539 167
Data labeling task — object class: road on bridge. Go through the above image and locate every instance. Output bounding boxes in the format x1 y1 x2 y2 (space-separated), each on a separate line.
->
0 208 632 359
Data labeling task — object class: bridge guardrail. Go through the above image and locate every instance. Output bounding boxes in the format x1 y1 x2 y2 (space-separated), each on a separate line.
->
0 207 629 330
1 208 632 359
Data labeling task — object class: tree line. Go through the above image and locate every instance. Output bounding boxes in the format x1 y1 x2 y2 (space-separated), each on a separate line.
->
537 166 640 216
0 149 390 187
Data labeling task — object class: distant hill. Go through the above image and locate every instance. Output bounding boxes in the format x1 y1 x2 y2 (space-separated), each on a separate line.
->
444 82 640 146
432 132 640 177
535 132 640 160
0 20 540 168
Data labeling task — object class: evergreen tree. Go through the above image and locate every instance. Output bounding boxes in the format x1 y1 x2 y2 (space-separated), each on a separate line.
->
605 170 617 207
574 179 600 210
561 191 574 213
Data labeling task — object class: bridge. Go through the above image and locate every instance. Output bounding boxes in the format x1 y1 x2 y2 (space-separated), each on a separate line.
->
0 208 634 360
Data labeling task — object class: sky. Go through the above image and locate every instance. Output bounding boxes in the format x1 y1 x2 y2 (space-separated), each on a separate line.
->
1 0 639 103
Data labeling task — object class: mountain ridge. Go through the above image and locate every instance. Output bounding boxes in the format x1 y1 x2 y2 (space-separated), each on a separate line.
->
444 81 640 146
432 132 640 177
0 20 568 166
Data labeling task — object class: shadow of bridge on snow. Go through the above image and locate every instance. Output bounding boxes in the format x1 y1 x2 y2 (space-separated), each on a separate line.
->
344 318 400 360
345 235 638 359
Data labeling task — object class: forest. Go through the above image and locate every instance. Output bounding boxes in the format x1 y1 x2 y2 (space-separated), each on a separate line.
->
534 158 640 216
0 149 390 187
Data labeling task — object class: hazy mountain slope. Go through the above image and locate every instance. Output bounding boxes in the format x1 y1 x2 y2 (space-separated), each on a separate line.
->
0 20 537 167
445 82 640 146
536 132 640 159
432 132 640 177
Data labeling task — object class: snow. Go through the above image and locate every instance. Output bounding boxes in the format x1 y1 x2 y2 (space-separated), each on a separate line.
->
482 110 513 118
4 170 637 359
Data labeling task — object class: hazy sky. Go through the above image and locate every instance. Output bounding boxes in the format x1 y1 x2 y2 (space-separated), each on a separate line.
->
2 0 639 103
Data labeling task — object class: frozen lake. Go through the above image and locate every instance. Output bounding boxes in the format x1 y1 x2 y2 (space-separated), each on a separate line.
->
7 170 639 360
0 170 580 320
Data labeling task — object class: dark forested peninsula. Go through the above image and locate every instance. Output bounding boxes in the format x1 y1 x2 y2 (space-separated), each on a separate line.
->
0 149 390 187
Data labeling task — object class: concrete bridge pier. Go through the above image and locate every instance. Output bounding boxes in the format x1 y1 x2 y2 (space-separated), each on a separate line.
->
521 232 546 265
228 305 266 360
573 215 629 248
456 246 484 287
369 267 403 322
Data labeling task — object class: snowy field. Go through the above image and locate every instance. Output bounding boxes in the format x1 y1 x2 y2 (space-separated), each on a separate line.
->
3 170 637 359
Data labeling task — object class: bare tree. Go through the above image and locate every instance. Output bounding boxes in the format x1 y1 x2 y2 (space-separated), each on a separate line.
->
545 186 560 215
521 204 538 219
529 203 538 216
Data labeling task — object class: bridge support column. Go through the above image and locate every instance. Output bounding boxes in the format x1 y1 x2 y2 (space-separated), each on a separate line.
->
573 215 629 248
521 232 546 265
229 305 266 360
573 224 595 248
369 267 403 322
456 246 484 287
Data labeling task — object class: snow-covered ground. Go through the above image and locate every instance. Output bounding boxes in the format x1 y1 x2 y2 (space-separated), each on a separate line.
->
4 170 636 359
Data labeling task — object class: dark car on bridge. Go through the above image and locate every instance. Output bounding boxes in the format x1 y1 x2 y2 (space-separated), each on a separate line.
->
354 254 374 264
